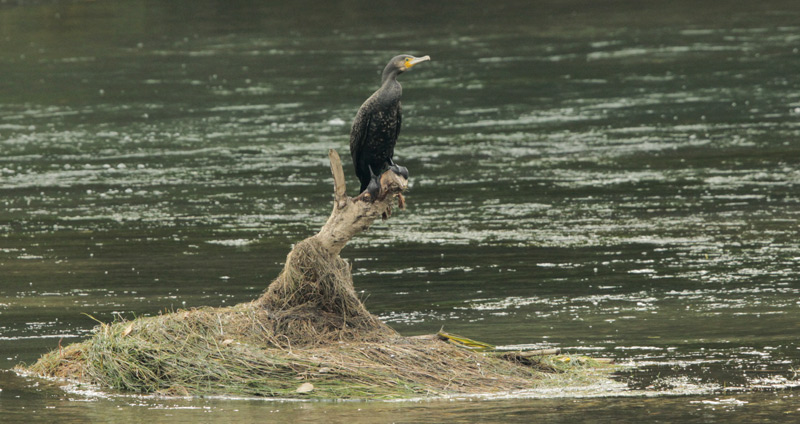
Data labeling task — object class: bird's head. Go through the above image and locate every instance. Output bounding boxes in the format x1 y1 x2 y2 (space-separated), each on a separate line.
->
382 54 430 83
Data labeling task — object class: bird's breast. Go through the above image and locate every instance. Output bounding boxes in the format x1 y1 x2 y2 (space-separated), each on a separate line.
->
368 110 399 137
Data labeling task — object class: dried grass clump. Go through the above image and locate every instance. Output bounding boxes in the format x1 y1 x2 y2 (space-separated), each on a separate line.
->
24 240 609 399
27 306 566 398
24 232 560 398
255 237 396 346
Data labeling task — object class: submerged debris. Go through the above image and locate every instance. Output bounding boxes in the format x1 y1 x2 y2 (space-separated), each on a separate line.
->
436 330 496 351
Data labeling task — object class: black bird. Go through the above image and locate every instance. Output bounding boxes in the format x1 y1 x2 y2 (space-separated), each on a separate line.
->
350 54 430 199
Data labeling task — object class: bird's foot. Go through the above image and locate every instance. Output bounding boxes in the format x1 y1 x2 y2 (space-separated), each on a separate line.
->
364 176 381 202
390 164 409 180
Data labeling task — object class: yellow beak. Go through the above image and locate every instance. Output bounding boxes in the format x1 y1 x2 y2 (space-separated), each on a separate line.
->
406 55 431 68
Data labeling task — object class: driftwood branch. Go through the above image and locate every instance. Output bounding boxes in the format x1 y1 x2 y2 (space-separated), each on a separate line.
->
314 149 408 256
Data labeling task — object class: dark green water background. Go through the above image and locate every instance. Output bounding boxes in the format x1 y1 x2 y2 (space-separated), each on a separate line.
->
1 0 800 421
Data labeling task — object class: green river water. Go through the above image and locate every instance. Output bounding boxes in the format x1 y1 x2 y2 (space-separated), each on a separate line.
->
1 0 800 422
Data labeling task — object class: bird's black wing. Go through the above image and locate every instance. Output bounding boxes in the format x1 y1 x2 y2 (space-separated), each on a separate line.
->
394 101 402 143
349 107 371 183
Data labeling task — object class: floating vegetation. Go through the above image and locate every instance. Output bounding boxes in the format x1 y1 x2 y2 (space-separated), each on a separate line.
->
24 305 613 399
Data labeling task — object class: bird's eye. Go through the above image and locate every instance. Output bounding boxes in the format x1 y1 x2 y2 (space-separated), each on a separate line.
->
405 58 411 62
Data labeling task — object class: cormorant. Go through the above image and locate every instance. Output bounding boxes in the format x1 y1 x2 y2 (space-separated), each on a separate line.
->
350 54 430 199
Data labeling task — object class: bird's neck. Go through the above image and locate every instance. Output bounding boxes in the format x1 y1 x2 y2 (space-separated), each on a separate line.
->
381 65 401 85
380 72 401 91
377 78 402 103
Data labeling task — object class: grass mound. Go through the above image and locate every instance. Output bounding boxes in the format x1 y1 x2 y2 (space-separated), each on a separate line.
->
28 304 580 398
25 307 611 399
